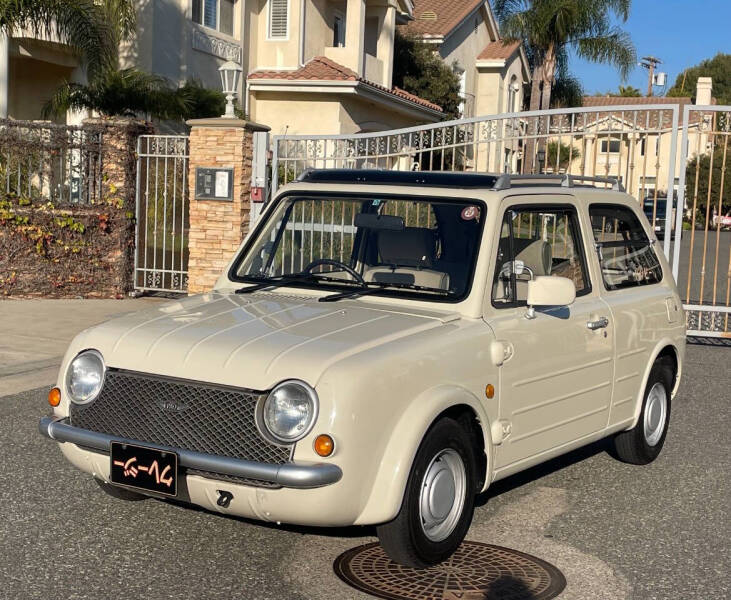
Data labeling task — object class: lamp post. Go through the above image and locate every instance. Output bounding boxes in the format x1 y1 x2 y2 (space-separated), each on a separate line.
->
536 148 546 174
218 60 243 118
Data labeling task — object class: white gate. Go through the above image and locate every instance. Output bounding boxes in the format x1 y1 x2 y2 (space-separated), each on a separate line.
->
134 135 190 292
676 105 731 339
271 104 730 338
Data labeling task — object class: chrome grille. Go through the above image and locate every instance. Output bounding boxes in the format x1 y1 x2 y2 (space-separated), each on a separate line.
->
69 370 291 484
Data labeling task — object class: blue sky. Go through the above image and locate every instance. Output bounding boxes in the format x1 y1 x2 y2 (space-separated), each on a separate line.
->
568 0 730 96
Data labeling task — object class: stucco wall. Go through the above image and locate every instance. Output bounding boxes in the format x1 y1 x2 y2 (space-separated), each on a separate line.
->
475 52 524 118
8 56 73 122
250 90 426 135
438 8 491 111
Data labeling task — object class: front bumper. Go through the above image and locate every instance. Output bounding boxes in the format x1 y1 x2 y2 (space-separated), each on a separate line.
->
39 416 342 489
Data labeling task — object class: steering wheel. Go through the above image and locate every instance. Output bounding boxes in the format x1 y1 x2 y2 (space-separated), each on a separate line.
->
303 259 366 286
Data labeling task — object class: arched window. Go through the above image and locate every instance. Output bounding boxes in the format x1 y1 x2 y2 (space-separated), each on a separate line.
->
507 75 518 113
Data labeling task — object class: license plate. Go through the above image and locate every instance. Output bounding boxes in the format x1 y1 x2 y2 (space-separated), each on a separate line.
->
110 442 178 497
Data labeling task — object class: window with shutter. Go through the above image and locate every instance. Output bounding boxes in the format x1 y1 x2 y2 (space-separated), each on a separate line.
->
269 0 289 39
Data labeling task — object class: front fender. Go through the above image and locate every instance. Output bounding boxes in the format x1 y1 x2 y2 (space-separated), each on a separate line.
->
353 384 493 526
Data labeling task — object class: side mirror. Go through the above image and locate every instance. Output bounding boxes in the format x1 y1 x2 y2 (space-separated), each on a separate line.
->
526 276 576 319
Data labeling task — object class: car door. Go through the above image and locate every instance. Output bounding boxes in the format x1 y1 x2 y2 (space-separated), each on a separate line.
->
487 198 615 471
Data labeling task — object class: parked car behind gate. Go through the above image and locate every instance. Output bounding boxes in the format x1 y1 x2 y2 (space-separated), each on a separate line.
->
40 170 686 568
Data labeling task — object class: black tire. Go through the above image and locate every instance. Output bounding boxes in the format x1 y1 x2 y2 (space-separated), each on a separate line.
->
96 478 147 501
611 360 673 465
376 418 477 568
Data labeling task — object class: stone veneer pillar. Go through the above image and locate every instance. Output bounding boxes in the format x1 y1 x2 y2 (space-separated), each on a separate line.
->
186 118 270 294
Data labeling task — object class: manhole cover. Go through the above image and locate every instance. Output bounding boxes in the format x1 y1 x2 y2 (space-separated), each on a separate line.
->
334 541 566 600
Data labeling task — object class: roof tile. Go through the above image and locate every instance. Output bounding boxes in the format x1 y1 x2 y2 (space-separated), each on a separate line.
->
400 0 484 37
477 40 521 61
248 56 443 112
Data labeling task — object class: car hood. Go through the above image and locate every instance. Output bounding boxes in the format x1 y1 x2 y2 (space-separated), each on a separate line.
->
72 291 453 390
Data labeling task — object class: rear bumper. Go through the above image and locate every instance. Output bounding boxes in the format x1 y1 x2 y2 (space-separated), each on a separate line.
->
38 416 342 489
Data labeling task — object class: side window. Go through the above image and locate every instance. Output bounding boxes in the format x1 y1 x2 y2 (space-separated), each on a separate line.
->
589 204 663 290
492 206 590 306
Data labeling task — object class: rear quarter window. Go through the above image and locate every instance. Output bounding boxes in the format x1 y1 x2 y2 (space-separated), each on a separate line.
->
589 204 663 290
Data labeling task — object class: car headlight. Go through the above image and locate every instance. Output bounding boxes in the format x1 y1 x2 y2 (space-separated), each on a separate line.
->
65 350 105 404
258 380 318 444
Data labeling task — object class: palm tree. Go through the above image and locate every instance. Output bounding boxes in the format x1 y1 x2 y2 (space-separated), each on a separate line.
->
0 0 133 78
494 0 637 112
616 85 642 97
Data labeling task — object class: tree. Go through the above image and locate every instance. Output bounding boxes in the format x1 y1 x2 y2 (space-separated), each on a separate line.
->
393 31 462 119
546 141 581 172
667 53 731 104
43 73 229 121
616 85 641 97
494 0 637 112
0 0 131 78
41 2 229 121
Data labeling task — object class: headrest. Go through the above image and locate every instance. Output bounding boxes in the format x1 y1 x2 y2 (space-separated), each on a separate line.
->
515 238 552 276
377 227 434 268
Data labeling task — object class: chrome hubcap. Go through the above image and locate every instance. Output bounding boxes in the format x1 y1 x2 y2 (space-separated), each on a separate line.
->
644 382 668 447
419 449 466 542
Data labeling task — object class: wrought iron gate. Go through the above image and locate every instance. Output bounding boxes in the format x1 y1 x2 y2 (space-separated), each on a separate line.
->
134 135 189 292
272 103 731 338
676 105 731 338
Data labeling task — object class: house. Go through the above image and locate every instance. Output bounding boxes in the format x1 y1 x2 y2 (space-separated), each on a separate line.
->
399 0 530 118
0 0 444 134
550 78 714 204
245 0 445 134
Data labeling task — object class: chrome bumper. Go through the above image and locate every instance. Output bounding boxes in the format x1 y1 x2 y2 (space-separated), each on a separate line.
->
38 416 342 489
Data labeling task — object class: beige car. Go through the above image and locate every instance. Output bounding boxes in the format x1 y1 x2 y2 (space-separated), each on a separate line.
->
40 170 685 568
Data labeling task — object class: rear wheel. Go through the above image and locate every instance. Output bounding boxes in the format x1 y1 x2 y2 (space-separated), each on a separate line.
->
377 418 477 568
611 360 673 465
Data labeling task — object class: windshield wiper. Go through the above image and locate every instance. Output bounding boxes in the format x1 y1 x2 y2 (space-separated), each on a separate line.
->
235 272 317 294
319 282 451 303
235 272 368 294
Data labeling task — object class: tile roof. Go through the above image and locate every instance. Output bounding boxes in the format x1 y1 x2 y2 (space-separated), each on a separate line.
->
400 0 484 37
581 96 702 127
248 56 443 112
477 40 521 61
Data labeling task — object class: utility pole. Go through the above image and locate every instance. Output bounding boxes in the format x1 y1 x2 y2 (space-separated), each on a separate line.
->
639 56 662 96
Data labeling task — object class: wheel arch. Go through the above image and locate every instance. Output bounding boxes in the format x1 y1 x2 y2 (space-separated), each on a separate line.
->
353 385 493 526
629 339 682 428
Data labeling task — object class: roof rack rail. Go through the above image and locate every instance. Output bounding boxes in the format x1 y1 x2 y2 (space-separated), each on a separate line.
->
493 173 624 191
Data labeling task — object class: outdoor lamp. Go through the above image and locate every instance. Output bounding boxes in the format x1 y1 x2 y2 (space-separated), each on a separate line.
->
218 60 243 118
536 148 546 173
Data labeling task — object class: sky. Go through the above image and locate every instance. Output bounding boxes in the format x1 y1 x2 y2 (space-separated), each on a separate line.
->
568 0 730 96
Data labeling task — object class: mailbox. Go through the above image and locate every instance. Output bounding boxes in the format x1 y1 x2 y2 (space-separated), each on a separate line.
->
195 167 233 201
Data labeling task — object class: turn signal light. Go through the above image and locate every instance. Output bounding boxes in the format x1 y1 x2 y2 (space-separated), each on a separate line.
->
314 434 335 457
48 387 61 407
485 384 495 399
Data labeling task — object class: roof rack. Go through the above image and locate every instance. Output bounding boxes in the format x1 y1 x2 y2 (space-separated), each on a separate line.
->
293 169 624 192
493 173 624 191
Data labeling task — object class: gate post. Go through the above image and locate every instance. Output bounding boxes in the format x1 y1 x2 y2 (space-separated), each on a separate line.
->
186 118 270 294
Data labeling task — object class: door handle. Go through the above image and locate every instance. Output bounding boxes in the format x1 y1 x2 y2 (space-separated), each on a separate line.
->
587 317 609 330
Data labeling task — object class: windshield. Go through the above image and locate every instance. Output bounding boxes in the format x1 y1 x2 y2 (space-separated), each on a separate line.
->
231 194 485 302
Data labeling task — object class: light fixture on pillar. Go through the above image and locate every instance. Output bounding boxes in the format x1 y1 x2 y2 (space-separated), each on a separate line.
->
218 60 243 118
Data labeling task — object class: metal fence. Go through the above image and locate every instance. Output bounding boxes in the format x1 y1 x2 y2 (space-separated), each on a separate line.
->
0 119 103 204
134 135 189 292
677 105 731 338
272 104 731 338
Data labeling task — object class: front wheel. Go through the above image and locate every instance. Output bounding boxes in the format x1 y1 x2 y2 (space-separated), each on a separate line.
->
611 360 673 464
376 418 477 568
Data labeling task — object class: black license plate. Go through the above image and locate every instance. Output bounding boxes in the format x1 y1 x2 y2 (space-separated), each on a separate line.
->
110 442 178 497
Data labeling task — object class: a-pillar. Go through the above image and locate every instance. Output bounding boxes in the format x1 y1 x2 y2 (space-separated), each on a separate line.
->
186 118 270 294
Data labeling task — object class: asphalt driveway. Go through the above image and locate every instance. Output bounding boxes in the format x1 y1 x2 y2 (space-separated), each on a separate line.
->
0 343 728 600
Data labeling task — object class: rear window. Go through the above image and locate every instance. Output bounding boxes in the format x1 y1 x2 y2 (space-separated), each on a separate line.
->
589 204 663 290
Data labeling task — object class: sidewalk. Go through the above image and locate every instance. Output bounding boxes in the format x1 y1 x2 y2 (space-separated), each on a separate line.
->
0 298 165 397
